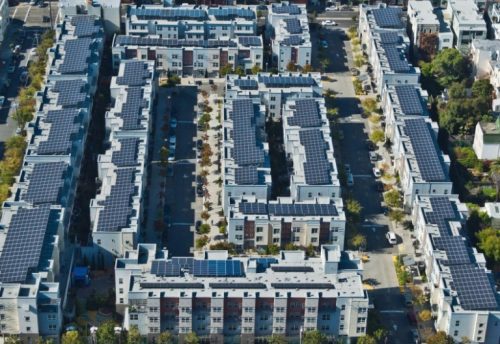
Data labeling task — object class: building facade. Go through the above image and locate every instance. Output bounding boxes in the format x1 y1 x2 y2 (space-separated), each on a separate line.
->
444 0 487 53
472 120 500 160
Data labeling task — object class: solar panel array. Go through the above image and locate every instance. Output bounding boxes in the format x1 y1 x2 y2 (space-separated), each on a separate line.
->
209 282 267 289
273 5 301 14
269 203 338 216
151 260 181 276
208 7 255 20
433 236 472 265
96 168 136 232
193 260 244 277
0 205 51 283
235 166 259 185
382 45 411 73
239 202 268 215
23 162 67 204
38 109 80 155
395 85 425 116
299 130 332 185
238 36 261 47
271 266 314 272
116 61 150 87
372 8 404 28
58 38 92 74
130 7 207 20
115 35 238 48
288 99 322 128
425 197 458 236
118 87 147 130
404 118 447 181
71 16 100 37
53 79 87 107
258 76 316 88
271 283 335 289
449 265 499 310
233 78 258 90
112 138 140 167
284 18 302 34
379 32 400 44
230 99 265 169
282 35 303 46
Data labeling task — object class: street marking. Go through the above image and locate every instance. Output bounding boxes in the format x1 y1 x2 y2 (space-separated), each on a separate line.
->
353 174 373 178
379 310 405 314
23 6 31 23
171 222 195 226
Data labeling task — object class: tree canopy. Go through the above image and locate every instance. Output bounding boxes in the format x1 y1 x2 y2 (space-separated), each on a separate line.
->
302 330 328 344
421 48 470 89
61 331 84 344
427 331 454 344
96 321 117 344
476 227 500 262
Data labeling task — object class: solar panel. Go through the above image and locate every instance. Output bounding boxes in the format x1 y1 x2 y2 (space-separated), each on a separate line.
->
151 260 181 276
209 7 255 20
58 38 92 74
53 79 87 107
171 257 194 270
271 266 314 272
273 5 301 15
268 203 338 216
449 265 499 310
271 283 335 289
282 35 303 46
299 130 332 185
288 99 322 128
238 36 261 47
395 85 425 116
239 202 268 215
235 166 259 185
233 78 258 90
23 162 67 204
96 168 136 232
258 76 316 88
379 32 400 44
38 109 80 155
71 15 100 37
383 45 410 73
433 236 472 265
425 197 458 236
372 8 403 28
0 205 52 283
116 61 150 87
140 282 204 289
404 118 447 182
284 18 302 34
192 260 244 277
209 283 267 289
112 138 139 167
131 7 207 20
118 87 147 130
252 257 278 272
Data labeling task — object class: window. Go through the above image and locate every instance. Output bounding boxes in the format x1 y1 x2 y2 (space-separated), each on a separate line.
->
48 314 56 321
181 317 190 323
341 305 346 310
149 307 159 312
308 192 312 197
292 227 301 233
270 105 275 109
119 288 123 294
275 307 285 312
213 55 219 59
213 63 219 67
130 314 138 320
340 325 344 330
97 239 101 245
358 317 366 323
244 317 253 323
453 331 458 336
26 327 31 332
172 54 178 59
149 317 159 323
119 298 124 303
236 235 243 240
340 315 344 320
276 317 285 323
307 307 316 312
273 238 280 243
479 323 484 328
118 278 123 284
25 317 30 322
256 55 261 59
244 307 254 312
455 321 460 326
270 96 276 101
48 324 57 331
356 327 365 333
212 307 222 312
293 236 300 242
257 227 263 233
322 314 330 320
359 308 367 313
213 317 222 323
312 228 318 234
256 236 263 242
311 238 318 243
0 314 4 320
236 225 243 231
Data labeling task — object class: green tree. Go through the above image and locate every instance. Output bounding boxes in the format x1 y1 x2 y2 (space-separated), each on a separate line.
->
384 190 402 208
418 32 439 60
160 146 169 166
235 66 245 77
5 336 22 344
389 209 405 224
429 48 470 88
448 82 466 99
127 326 142 344
320 58 330 72
267 335 287 344
184 332 199 344
219 64 233 76
476 227 500 262
302 64 313 73
373 328 388 342
251 64 261 74
284 243 300 250
96 320 117 344
11 106 33 131
418 309 432 321
302 330 328 344
472 79 493 100
357 335 377 344
62 331 84 344
370 130 385 143
346 198 363 223
350 233 367 250
195 235 209 249
198 223 210 234
157 331 174 344
327 108 339 121
286 61 297 72
361 98 378 114
427 331 454 344
209 242 237 255
266 244 280 255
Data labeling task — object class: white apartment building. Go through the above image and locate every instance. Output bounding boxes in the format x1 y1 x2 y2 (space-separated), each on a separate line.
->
444 0 487 53
381 84 428 140
91 60 155 265
267 3 311 71
392 118 452 209
126 4 257 40
112 35 263 77
489 3 500 40
473 120 500 160
115 244 369 343
407 0 453 52
471 39 500 79
0 0 9 45
0 15 103 341
412 196 500 344
59 0 121 36
225 73 323 120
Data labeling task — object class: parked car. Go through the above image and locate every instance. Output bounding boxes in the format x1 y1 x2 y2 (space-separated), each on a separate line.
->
369 151 378 162
13 45 21 55
407 311 417 326
197 139 203 150
344 164 351 174
366 141 376 151
7 65 15 73
168 150 175 162
386 231 397 245
403 292 414 307
325 6 337 11
321 20 337 26
320 40 328 48
350 68 359 76
373 167 382 178
0 96 4 107
166 165 174 177
196 184 204 197
169 117 177 128
409 329 420 344
347 173 354 187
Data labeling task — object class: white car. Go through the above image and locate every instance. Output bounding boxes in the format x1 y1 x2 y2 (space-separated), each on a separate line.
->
321 20 337 26
325 6 337 12
373 167 382 178
386 232 397 245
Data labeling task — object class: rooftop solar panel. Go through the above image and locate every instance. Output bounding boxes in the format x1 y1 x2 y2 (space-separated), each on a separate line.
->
116 61 150 87
433 236 472 265
38 109 80 155
208 7 255 20
383 45 411 73
131 7 207 20
288 99 322 128
71 15 100 37
238 36 261 47
449 265 499 310
269 203 338 216
235 166 259 185
425 197 459 236
395 85 425 116
192 260 244 277
233 78 258 90
115 36 238 48
239 202 268 215
284 18 302 34
53 79 87 107
404 118 447 182
112 138 140 167
0 205 52 283
258 76 316 88
282 35 303 46
23 162 67 205
58 38 93 74
372 8 404 28
379 31 400 44
273 5 301 15
299 130 332 185
117 87 147 130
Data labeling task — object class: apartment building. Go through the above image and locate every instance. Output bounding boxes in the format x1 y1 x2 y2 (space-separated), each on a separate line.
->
407 0 453 52
444 0 487 53
126 4 257 39
473 120 500 160
412 196 500 344
470 39 500 79
489 3 500 40
112 35 263 77
225 73 323 120
267 3 312 71
58 0 121 36
0 0 8 45
115 244 368 342
392 118 452 209
0 15 103 341
90 60 155 265
381 84 428 140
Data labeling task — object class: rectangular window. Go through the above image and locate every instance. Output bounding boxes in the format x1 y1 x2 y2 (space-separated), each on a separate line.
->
256 227 263 232
311 228 318 234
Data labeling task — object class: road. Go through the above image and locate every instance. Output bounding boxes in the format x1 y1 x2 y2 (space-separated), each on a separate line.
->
317 25 413 343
